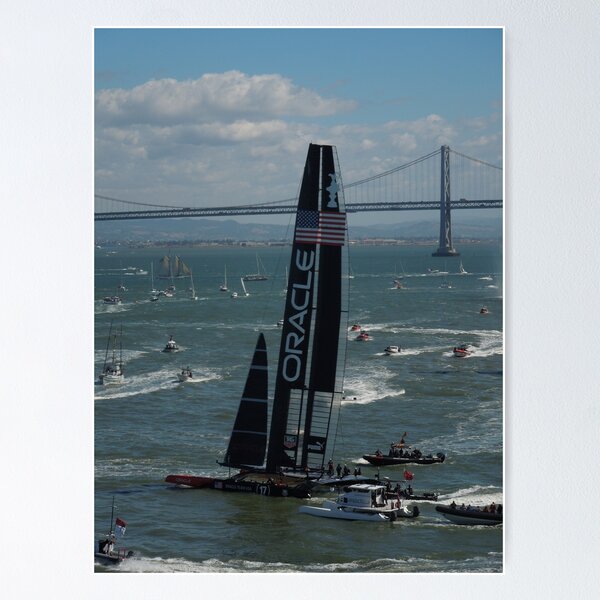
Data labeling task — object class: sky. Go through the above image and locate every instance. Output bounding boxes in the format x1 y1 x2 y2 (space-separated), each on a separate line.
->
95 28 503 225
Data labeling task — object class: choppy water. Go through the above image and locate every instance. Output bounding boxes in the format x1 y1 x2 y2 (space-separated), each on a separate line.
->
94 243 503 573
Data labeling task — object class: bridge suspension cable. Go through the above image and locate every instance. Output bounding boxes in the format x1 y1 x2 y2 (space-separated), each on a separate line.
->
95 147 502 218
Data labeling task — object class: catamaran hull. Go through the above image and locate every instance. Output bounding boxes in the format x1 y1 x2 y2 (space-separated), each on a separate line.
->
363 453 446 466
435 505 502 526
165 474 311 498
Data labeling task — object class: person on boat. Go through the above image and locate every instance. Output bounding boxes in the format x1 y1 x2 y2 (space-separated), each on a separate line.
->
327 459 334 476
375 449 383 457
450 500 457 509
460 503 466 510
353 467 359 477
497 504 503 514
336 463 342 478
342 464 350 477
101 534 115 555
407 484 413 496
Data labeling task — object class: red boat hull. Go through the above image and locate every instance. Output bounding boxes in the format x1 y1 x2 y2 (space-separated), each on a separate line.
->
165 474 214 488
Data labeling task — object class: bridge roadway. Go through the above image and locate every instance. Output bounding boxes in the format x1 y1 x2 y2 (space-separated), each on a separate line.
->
94 199 502 221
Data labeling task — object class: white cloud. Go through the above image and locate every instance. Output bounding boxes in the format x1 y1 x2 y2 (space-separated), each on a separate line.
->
96 71 356 126
95 74 502 211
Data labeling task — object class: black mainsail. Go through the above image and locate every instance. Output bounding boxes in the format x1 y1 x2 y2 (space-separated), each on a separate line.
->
266 143 349 474
222 333 269 469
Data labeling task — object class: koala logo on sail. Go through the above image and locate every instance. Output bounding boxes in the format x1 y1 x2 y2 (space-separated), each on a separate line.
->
326 173 340 208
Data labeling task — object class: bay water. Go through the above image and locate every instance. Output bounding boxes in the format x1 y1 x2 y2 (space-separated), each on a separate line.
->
94 242 503 573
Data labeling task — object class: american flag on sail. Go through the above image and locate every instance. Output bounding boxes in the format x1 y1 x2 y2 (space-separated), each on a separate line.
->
295 210 346 246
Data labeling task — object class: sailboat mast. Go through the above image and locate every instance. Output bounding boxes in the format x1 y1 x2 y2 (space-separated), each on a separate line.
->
109 496 115 535
103 321 113 371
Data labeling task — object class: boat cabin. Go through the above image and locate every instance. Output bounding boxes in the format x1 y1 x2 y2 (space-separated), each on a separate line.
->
338 484 388 508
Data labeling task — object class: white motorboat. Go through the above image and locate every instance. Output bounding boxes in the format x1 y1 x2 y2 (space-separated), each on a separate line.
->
177 367 193 382
103 295 122 305
230 291 238 299
384 345 400 355
163 335 179 352
299 484 419 522
99 322 124 385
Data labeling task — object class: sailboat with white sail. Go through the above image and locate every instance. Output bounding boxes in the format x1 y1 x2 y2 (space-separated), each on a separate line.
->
99 322 124 385
189 269 198 300
166 143 350 498
243 254 269 281
220 265 228 292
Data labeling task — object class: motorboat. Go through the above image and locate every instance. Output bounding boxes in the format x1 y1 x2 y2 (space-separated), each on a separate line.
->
298 483 419 522
350 324 361 332
384 345 400 355
478 275 493 281
99 323 124 385
356 331 371 341
230 291 238 299
393 279 404 289
363 450 446 466
95 497 134 564
480 306 489 315
178 367 193 382
453 344 471 358
163 335 179 352
439 281 452 289
103 295 121 305
435 503 502 526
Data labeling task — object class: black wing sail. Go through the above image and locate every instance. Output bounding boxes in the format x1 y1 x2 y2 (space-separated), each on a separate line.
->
266 144 349 473
223 333 269 468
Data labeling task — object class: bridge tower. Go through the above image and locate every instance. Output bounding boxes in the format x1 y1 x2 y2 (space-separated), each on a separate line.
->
432 144 459 257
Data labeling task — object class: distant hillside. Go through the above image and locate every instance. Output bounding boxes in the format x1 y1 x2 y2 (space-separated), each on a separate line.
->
94 214 502 243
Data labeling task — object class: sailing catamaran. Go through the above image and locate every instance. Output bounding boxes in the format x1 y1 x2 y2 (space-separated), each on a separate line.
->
99 322 124 385
166 143 349 498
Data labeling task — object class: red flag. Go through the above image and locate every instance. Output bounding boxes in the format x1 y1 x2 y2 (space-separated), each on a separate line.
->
115 517 127 536
403 470 414 481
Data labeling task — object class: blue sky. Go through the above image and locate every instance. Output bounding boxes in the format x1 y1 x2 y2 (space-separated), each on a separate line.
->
95 28 502 225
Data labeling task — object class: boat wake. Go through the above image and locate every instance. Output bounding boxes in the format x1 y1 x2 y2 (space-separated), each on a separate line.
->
342 374 405 406
102 554 501 573
95 368 222 400
437 485 503 506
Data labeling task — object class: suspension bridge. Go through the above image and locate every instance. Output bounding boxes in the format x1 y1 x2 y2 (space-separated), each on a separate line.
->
95 145 502 257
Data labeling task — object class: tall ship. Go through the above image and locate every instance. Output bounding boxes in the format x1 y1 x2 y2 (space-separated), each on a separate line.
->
166 143 349 497
157 253 192 279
